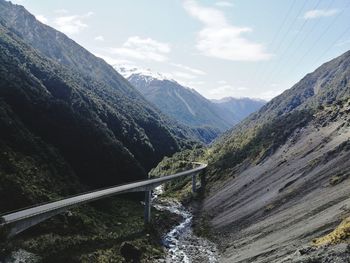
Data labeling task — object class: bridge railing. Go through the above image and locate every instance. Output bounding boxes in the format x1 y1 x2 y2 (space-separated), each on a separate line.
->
0 162 207 239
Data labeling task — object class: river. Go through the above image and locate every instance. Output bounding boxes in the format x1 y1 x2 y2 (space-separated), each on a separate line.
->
4 186 219 263
152 186 219 263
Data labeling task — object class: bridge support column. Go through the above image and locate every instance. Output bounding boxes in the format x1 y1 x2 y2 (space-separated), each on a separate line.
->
144 190 151 224
200 173 206 189
192 173 197 193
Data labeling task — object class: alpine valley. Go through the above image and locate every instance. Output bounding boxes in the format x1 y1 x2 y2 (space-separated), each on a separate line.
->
0 1 350 263
155 49 350 262
115 65 265 143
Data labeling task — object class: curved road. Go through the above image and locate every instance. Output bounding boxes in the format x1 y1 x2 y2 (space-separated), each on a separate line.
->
0 162 207 238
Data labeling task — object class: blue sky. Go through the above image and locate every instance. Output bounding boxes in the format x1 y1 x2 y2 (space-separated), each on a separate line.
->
9 0 350 100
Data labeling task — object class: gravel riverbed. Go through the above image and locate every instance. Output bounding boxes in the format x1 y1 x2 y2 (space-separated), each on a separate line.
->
153 186 219 263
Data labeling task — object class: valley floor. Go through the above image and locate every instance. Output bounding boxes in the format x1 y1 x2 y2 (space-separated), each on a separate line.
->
202 118 350 262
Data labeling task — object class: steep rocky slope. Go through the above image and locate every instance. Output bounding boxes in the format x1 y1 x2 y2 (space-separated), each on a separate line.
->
152 50 350 262
199 50 350 262
205 104 350 262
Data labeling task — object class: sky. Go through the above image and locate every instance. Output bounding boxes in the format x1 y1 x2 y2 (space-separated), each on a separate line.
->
8 0 350 100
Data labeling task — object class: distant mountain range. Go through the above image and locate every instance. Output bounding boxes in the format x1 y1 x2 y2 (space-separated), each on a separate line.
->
115 65 265 142
211 97 266 122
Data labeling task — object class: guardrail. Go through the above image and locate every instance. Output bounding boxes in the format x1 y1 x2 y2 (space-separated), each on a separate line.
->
0 162 207 239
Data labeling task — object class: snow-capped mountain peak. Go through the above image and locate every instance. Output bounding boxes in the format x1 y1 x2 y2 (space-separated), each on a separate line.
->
114 64 172 82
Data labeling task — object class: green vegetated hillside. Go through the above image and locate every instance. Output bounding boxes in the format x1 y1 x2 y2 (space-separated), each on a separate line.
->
154 50 350 262
0 1 200 172
0 0 201 199
0 1 200 261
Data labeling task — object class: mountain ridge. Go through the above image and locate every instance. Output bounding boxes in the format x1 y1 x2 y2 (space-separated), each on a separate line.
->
152 49 350 262
0 0 202 211
202 49 350 262
115 65 266 143
0 2 204 261
211 96 266 122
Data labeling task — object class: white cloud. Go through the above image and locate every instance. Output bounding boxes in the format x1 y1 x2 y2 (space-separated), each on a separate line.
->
54 9 69 14
173 71 197 79
207 85 234 98
94 35 105 41
110 36 171 62
53 12 93 35
36 15 48 24
94 53 133 66
218 84 233 90
183 0 271 61
203 83 249 99
187 80 205 86
174 80 205 90
171 63 206 75
215 1 233 7
303 9 339 19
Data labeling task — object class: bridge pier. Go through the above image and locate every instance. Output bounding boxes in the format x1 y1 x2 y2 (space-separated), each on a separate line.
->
144 190 151 224
192 173 197 193
200 173 206 189
1 163 207 239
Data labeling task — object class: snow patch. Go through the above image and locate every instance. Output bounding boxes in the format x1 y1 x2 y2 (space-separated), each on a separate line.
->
114 64 172 82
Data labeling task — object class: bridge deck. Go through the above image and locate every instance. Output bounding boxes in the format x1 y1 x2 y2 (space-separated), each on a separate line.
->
0 162 207 238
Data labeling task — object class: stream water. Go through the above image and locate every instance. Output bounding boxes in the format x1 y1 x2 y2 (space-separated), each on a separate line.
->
152 186 219 263
4 186 219 263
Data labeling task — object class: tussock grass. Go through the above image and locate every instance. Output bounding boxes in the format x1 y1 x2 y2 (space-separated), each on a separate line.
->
313 217 350 246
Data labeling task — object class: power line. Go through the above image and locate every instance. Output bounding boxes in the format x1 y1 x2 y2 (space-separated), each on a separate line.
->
258 0 310 87
269 0 297 48
256 0 309 82
302 25 350 76
280 0 333 69
252 0 297 80
286 1 350 79
270 0 309 56
260 0 324 88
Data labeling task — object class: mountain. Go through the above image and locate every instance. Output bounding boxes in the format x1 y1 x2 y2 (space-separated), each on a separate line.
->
154 50 350 262
0 0 201 211
115 65 239 141
0 1 205 261
211 97 265 122
203 50 350 262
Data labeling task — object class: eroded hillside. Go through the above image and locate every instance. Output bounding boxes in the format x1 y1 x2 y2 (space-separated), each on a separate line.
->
153 50 350 262
204 100 350 262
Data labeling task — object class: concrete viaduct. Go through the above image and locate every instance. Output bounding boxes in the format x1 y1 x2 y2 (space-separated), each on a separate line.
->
0 162 207 239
